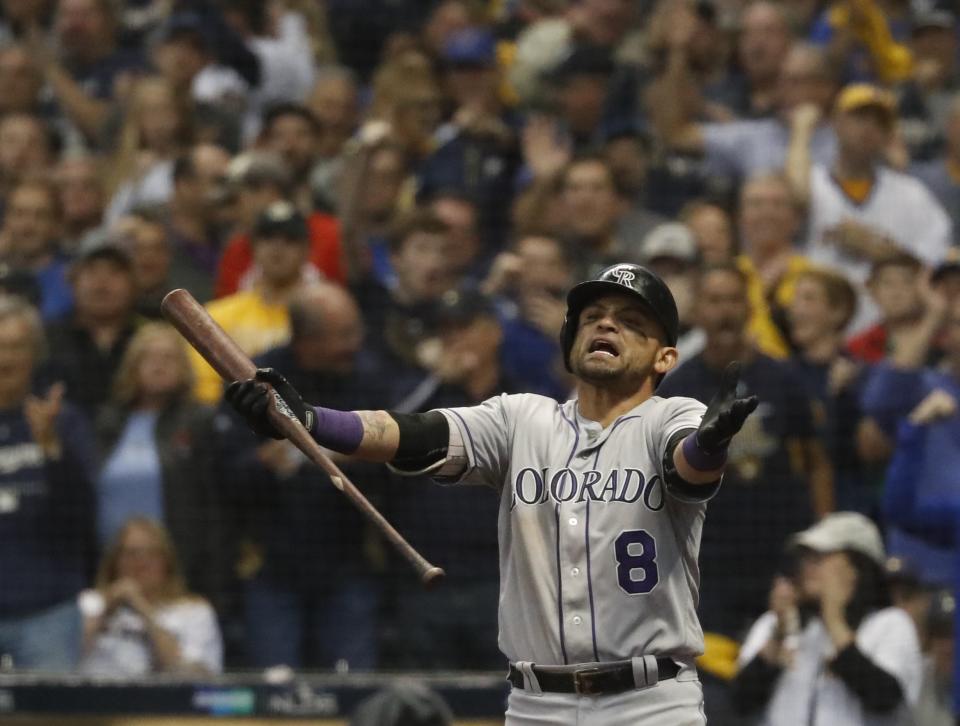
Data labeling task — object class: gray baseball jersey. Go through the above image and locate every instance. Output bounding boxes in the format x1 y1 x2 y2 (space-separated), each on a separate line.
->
436 392 714 667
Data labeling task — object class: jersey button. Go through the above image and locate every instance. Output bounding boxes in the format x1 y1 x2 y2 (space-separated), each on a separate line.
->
568 517 578 526
572 616 582 625
571 567 580 576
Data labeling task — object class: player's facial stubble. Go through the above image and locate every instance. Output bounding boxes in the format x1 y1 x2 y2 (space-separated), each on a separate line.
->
570 299 665 387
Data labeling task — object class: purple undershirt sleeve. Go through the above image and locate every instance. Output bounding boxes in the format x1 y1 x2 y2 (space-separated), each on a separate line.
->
310 406 364 454
681 433 728 472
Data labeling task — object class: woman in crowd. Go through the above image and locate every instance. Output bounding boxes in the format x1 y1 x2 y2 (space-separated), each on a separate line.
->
78 517 222 676
103 76 195 224
733 512 923 726
95 322 224 604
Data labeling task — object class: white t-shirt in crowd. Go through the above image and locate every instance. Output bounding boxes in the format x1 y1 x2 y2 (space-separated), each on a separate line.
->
77 589 223 677
103 159 174 226
804 164 953 333
738 607 923 726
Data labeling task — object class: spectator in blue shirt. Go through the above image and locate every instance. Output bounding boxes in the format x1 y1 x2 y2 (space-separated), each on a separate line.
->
0 178 73 321
95 322 225 607
0 296 95 671
862 282 960 584
882 390 960 551
861 280 959 434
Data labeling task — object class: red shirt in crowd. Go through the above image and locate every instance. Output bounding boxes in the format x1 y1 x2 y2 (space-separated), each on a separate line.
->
846 324 888 363
214 212 345 298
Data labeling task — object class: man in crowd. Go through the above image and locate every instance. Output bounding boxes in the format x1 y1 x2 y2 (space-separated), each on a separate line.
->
222 282 384 670
899 6 959 161
792 83 951 332
483 233 573 401
419 28 518 245
0 113 58 198
46 0 146 141
215 152 343 298
260 103 322 211
354 209 460 387
910 94 960 232
427 191 485 282
0 296 95 671
556 154 637 279
861 273 960 586
54 153 105 252
640 222 703 361
735 172 813 359
1 178 73 321
0 45 47 118
116 208 174 320
45 236 139 419
166 143 231 302
190 201 314 404
726 1 795 119
385 288 517 670
652 42 839 186
307 65 360 164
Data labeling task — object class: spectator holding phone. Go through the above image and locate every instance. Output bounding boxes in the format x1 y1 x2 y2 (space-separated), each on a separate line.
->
78 516 222 677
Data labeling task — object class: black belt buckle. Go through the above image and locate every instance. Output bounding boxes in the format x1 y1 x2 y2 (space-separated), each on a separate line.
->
573 666 607 695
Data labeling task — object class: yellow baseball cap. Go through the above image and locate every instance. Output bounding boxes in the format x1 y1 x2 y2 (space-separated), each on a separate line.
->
835 83 897 125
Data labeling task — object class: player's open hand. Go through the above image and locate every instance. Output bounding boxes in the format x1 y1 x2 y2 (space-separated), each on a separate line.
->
696 362 759 454
225 368 313 439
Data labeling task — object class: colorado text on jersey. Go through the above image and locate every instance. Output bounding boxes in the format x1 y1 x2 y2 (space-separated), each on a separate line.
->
510 467 664 511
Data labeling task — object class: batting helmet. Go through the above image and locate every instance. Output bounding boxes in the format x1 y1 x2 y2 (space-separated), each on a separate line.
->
560 263 679 372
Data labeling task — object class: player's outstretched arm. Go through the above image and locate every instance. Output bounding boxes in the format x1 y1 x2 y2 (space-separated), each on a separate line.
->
226 369 414 463
673 361 759 485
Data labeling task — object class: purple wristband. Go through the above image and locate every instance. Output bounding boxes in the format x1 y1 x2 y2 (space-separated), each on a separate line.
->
681 433 728 472
310 406 364 454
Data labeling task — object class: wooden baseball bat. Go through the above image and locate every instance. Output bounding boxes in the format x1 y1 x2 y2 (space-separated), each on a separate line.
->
161 288 445 587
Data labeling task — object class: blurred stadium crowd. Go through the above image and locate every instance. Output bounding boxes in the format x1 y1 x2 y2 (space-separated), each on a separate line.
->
0 0 958 724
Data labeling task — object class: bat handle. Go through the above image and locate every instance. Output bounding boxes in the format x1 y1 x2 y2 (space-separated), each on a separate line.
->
268 399 447 588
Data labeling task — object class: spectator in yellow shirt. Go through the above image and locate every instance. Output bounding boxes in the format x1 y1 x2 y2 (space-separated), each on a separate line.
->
190 202 314 403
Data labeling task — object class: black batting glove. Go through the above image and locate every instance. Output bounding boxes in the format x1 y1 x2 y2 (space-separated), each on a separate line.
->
224 368 314 439
696 361 759 454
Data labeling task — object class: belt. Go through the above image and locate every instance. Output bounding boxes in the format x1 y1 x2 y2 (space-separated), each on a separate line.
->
508 658 681 696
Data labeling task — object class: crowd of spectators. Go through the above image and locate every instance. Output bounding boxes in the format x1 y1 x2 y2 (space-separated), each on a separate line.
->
0 0 957 724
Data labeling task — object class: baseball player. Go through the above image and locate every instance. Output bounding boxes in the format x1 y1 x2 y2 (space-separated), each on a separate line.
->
227 263 758 725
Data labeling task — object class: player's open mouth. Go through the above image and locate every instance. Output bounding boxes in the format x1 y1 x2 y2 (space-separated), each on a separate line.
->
588 339 619 357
